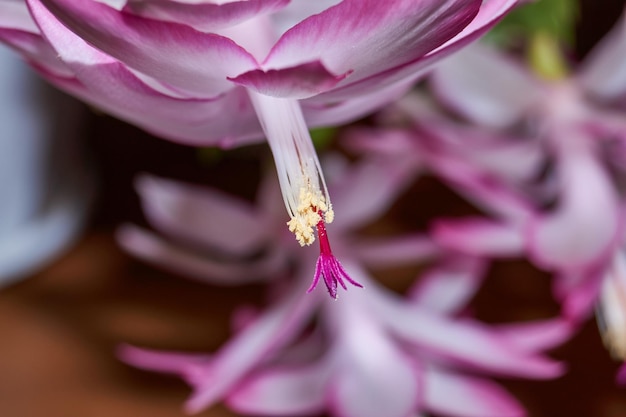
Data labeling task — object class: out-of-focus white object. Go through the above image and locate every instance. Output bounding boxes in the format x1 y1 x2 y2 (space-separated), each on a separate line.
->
0 45 92 286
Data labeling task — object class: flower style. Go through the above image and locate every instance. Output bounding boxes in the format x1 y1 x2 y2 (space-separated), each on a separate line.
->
117 156 571 417
0 0 518 294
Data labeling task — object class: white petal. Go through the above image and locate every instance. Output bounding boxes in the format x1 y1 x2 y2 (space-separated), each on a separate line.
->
431 218 525 257
527 132 621 272
328 296 420 417
116 225 284 285
409 257 487 314
185 280 320 413
136 174 271 255
424 368 525 417
228 364 330 416
330 158 415 231
431 42 542 128
578 13 626 102
352 234 439 269
365 277 564 378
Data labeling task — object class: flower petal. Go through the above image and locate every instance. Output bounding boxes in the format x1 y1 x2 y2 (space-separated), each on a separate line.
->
409 257 488 314
342 126 418 157
135 175 271 255
116 225 284 284
303 79 414 128
31 0 259 96
42 69 261 149
262 0 481 98
330 354 419 417
118 344 211 377
230 60 350 99
184 280 319 413
269 0 342 36
316 0 519 102
227 364 329 416
430 42 542 128
421 120 545 182
578 13 626 102
424 368 525 417
526 133 622 272
330 158 415 232
420 139 534 221
365 277 564 378
26 0 266 146
55 68 262 147
431 218 526 257
0 1 74 77
0 0 40 33
0 28 75 78
352 235 439 269
328 294 420 417
491 318 574 353
125 0 289 32
554 269 603 321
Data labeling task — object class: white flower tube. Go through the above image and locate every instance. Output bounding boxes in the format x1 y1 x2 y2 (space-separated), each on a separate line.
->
248 91 334 246
248 91 361 298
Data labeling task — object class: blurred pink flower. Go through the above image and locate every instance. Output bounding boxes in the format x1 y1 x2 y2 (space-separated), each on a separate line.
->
347 14 626 319
117 157 570 417
0 0 518 293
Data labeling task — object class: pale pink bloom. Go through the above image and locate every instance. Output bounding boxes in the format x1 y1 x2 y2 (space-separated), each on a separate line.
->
0 0 518 293
118 157 570 417
347 15 626 319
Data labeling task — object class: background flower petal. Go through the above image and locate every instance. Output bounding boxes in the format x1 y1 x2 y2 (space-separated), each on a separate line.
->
430 42 543 128
431 218 526 257
409 257 488 314
328 303 420 417
227 364 329 416
135 175 271 254
424 368 525 417
368 279 565 378
185 281 318 413
578 13 626 103
526 133 621 272
116 225 284 284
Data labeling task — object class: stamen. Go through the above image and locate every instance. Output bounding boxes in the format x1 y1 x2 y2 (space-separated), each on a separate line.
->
308 214 363 299
286 186 334 246
247 91 360 298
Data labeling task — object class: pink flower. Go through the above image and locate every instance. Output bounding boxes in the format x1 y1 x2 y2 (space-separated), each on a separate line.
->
348 14 626 318
117 156 571 417
0 0 518 294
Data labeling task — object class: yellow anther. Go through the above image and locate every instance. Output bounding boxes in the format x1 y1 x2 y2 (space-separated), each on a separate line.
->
286 186 333 246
